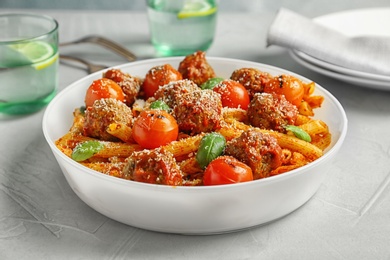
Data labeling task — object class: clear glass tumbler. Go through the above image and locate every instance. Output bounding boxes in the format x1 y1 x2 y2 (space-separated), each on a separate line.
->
147 0 217 57
0 13 59 115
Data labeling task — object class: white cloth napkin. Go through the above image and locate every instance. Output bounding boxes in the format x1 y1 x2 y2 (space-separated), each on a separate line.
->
267 8 390 76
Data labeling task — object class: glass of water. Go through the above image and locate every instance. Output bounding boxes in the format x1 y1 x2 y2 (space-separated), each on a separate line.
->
147 0 218 56
0 13 59 115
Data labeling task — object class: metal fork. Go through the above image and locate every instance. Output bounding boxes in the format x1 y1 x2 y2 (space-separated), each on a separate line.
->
60 54 108 74
60 35 137 62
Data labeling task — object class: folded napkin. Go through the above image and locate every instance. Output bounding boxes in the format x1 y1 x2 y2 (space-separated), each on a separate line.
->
267 8 390 76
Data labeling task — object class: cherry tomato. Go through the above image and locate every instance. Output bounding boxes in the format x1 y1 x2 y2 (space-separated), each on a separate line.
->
132 110 179 149
203 156 253 185
142 64 182 98
263 75 304 107
213 80 250 110
85 78 125 107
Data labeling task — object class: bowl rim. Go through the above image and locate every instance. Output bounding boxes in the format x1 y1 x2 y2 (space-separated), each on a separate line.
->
42 56 348 192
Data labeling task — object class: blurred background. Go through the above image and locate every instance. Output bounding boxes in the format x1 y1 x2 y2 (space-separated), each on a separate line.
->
3 0 388 80
1 0 390 17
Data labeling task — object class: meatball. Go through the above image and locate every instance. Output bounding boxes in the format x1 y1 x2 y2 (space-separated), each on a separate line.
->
123 148 183 186
142 64 183 99
247 92 298 132
178 51 216 86
225 129 282 179
103 69 142 106
230 68 272 98
84 98 133 141
173 89 222 134
153 79 200 108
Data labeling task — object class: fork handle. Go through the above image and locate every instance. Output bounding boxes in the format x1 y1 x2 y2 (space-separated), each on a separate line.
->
89 35 137 62
60 55 108 74
60 35 137 62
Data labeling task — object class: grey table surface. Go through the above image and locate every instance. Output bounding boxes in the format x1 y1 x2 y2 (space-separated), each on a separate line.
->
1 5 390 259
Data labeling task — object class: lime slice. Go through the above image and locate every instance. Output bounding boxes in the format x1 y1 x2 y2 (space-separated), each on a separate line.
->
177 1 217 19
9 41 56 70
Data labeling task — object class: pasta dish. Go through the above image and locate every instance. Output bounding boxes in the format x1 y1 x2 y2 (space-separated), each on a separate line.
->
55 51 331 186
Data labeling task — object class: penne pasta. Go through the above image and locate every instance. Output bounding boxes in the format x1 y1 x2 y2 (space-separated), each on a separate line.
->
69 108 85 134
81 161 128 178
306 95 324 109
298 101 314 116
270 164 303 176
106 122 134 143
299 119 329 136
311 132 332 151
295 114 311 125
179 157 203 175
270 131 323 161
303 81 315 97
55 132 94 150
222 107 247 122
95 142 142 158
217 126 244 140
163 134 205 158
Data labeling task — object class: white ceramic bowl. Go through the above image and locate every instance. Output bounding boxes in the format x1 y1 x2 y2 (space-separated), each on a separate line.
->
43 57 347 234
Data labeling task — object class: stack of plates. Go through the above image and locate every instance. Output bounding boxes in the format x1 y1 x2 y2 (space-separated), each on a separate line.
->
289 8 390 90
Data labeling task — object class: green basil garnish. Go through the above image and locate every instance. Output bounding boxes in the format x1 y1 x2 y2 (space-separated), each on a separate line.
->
196 132 226 169
200 77 224 90
285 125 312 142
71 140 105 162
150 100 171 112
79 106 86 115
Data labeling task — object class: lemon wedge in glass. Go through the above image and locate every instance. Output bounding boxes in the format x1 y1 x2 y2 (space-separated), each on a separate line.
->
177 0 217 19
33 52 58 70
8 41 57 70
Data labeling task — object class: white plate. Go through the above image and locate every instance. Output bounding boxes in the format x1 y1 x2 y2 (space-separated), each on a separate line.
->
43 57 347 234
290 8 390 89
293 50 390 82
290 51 390 90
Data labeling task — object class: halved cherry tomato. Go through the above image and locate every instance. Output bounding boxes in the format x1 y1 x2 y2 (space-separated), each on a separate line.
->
85 78 125 107
213 80 250 110
142 64 182 98
263 75 304 107
203 156 253 185
132 110 179 149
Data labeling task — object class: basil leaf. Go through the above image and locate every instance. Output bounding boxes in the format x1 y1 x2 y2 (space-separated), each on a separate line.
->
150 100 170 112
196 132 226 169
79 106 86 115
284 125 312 142
71 140 105 162
200 77 224 90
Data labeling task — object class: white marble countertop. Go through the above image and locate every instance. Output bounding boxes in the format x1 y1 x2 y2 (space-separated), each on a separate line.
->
1 6 390 260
